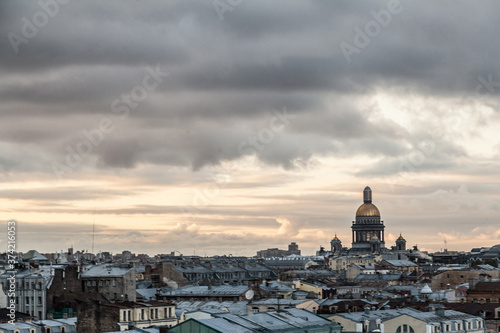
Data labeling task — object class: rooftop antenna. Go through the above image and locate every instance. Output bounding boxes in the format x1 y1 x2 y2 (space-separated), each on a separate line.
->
444 238 448 252
92 207 96 255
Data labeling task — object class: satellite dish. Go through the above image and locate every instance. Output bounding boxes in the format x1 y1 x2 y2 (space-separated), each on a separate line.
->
245 290 255 300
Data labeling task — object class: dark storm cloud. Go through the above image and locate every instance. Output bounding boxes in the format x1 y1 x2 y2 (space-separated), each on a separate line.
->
2 0 500 177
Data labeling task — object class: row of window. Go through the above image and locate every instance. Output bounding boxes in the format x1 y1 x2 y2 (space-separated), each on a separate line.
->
6 281 44 290
121 307 173 322
86 279 117 287
432 320 482 332
24 296 43 305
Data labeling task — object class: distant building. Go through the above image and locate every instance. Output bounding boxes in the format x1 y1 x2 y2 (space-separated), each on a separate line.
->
431 268 500 290
247 299 320 315
170 308 342 333
467 281 500 303
328 306 486 333
263 256 323 272
256 242 301 258
329 187 409 257
381 259 421 274
153 260 276 286
77 300 176 332
23 250 49 265
159 284 254 302
0 318 77 333
0 266 53 319
81 264 136 302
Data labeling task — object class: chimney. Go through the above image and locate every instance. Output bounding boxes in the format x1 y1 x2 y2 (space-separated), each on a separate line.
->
435 305 445 316
364 306 370 314
469 277 478 290
384 305 390 310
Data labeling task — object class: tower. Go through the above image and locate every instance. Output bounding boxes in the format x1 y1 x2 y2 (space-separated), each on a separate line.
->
351 186 385 253
330 234 342 255
396 234 406 251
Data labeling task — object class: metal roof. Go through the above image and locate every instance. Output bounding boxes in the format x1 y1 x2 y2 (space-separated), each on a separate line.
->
162 284 249 297
384 260 419 267
80 264 133 278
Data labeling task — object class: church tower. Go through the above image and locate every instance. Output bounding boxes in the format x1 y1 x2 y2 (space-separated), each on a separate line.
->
330 234 342 255
396 234 406 251
351 186 385 253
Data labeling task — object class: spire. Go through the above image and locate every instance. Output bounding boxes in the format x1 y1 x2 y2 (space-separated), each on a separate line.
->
363 186 372 203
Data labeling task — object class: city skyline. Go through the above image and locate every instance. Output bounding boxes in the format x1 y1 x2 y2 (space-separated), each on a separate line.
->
1 1 500 256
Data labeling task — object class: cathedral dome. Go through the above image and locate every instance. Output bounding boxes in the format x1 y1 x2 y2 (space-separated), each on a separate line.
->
356 203 380 217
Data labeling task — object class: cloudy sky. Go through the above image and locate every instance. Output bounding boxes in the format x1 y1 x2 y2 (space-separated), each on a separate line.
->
1 0 500 256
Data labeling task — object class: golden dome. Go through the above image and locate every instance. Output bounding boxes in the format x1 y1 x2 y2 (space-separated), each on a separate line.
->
355 203 380 217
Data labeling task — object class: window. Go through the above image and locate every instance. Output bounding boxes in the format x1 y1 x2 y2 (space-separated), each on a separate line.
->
128 311 131 321
169 308 172 318
46 328 51 333
155 309 158 319
151 309 154 319
99 280 103 287
140 309 144 320
252 307 259 314
92 280 96 287
61 327 65 333
38 296 42 304
87 281 91 286
112 280 116 287
396 324 415 333
123 311 127 321
26 297 29 304
106 280 110 286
